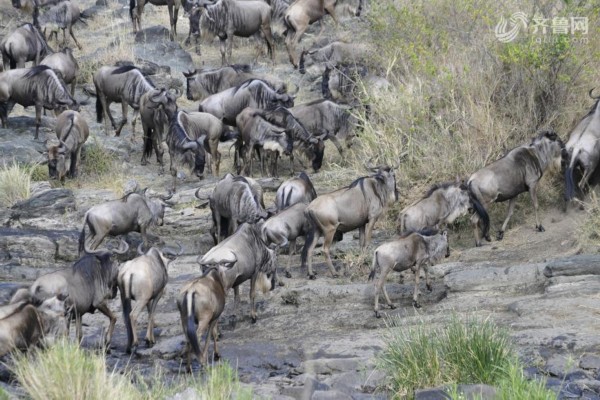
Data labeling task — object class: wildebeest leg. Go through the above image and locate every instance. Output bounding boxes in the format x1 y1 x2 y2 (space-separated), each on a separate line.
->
115 102 128 137
167 3 175 40
202 319 218 366
285 29 302 68
249 276 258 323
529 185 544 232
412 262 422 308
363 218 377 250
97 302 117 347
358 226 365 249
211 324 220 360
373 264 391 318
261 22 275 62
128 297 147 352
424 264 433 292
141 226 149 249
232 285 240 323
68 151 77 178
146 292 162 347
327 134 345 156
69 26 83 50
102 97 119 135
154 129 164 168
71 77 77 97
193 315 210 367
219 37 227 65
470 213 482 247
34 103 43 140
130 109 140 138
497 198 516 240
322 228 339 278
75 311 83 344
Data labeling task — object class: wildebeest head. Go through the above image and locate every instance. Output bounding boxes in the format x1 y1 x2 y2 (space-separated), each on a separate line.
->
47 142 68 181
368 163 399 203
183 69 201 101
168 112 208 179
37 294 69 342
531 130 565 171
143 191 174 226
150 88 179 119
421 228 450 260
257 245 277 293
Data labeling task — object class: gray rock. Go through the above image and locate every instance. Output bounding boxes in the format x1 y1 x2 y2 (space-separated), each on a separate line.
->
135 335 184 359
544 255 600 277
11 188 76 218
298 358 363 375
580 355 600 370
133 26 194 75
415 384 497 400
544 354 578 378
311 390 352 400
444 262 545 293
414 387 451 400
0 124 48 165
166 387 199 400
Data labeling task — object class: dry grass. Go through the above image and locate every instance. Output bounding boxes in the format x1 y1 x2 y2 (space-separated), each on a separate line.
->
576 189 600 250
0 161 33 207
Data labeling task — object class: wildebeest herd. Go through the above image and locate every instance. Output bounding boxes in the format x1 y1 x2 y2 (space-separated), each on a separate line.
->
0 0 596 376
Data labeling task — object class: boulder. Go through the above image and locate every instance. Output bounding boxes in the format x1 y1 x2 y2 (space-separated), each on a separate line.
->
544 255 600 277
11 188 76 219
133 26 194 75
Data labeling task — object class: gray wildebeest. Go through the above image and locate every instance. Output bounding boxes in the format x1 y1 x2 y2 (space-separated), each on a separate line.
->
194 0 275 65
78 191 172 253
199 78 294 126
262 202 311 278
93 65 155 136
398 180 470 234
1 23 51 70
41 47 79 96
12 0 63 13
47 110 89 181
118 243 182 353
0 296 68 357
130 0 182 39
177 261 231 370
468 130 565 246
369 229 449 318
301 164 399 279
0 65 78 140
198 223 277 323
236 106 294 177
208 173 268 243
139 88 179 168
322 63 390 105
290 99 357 157
35 0 84 50
283 0 338 68
299 41 368 74
183 64 286 102
275 171 317 211
30 240 129 346
166 110 235 192
565 89 600 204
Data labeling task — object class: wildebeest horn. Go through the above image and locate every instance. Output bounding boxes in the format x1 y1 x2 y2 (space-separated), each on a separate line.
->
137 242 145 256
590 88 600 99
183 141 199 150
159 192 174 201
84 239 129 256
162 242 184 257
170 87 183 98
113 239 130 255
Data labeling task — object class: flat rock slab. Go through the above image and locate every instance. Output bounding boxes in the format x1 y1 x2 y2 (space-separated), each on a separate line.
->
133 26 194 75
11 188 76 219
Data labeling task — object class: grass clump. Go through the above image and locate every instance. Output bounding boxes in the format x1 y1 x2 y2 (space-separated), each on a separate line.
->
11 339 140 400
576 190 600 250
11 340 252 400
378 315 556 399
0 161 32 207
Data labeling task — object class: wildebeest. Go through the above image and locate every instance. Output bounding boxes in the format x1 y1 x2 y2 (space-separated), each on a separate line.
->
182 64 287 102
93 65 155 136
301 164 399 279
290 99 357 157
118 243 182 353
177 261 231 369
322 63 390 105
283 0 340 68
40 47 79 96
194 0 275 65
12 0 63 13
398 180 471 234
368 229 449 318
139 88 179 168
0 296 68 357
565 90 600 204
47 110 89 181
1 23 51 70
261 202 311 278
0 65 78 140
468 130 565 246
78 191 172 253
35 0 84 50
299 41 367 74
208 173 268 243
275 171 317 211
130 0 182 39
199 223 277 322
30 240 129 346
198 79 294 126
167 110 235 192
236 107 293 176
185 3 202 54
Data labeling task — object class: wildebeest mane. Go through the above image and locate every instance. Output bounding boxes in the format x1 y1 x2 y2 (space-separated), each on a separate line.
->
581 91 600 121
202 0 228 34
299 171 317 199
232 175 249 184
169 112 195 150
231 64 251 73
24 64 52 77
424 181 455 198
111 65 139 75
399 227 439 238
72 253 114 284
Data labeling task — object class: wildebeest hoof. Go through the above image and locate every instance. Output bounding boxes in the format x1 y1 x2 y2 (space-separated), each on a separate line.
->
213 352 221 361
278 280 285 287
145 339 154 348
496 230 504 241
251 316 257 324
285 271 292 279
374 310 381 319
331 273 339 278
475 241 481 247
484 234 492 242
537 224 545 232
412 300 421 308
426 283 433 292
308 274 316 280
389 304 396 310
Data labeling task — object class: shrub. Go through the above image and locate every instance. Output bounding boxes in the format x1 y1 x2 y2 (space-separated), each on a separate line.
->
0 161 32 207
377 315 555 399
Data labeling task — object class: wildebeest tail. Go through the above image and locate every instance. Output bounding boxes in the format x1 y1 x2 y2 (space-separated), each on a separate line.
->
300 209 317 268
184 291 201 357
467 182 490 240
95 91 103 123
143 133 153 159
565 150 577 201
220 127 239 142
368 251 379 281
299 50 307 74
8 44 16 70
121 275 134 348
78 215 87 254
321 66 332 99
129 0 136 22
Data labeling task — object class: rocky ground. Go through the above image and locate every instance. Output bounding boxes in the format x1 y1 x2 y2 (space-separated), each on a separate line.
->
2 0 600 399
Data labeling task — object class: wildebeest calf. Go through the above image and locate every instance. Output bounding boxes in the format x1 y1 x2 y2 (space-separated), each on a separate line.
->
369 229 449 318
47 110 89 181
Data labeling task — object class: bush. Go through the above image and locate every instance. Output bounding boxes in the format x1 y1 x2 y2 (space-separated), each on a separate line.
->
377 315 555 399
0 161 32 207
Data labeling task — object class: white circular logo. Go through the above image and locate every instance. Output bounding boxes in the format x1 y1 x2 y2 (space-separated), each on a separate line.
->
495 12 529 43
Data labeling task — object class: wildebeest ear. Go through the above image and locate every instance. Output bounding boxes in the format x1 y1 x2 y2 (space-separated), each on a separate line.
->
56 292 69 302
442 230 448 237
